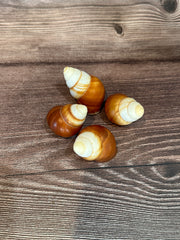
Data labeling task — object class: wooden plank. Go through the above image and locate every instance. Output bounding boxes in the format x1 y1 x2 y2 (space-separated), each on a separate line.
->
0 0 180 63
0 62 179 176
0 165 179 239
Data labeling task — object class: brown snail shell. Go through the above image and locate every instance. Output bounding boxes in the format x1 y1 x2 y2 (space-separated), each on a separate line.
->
73 125 117 162
47 104 87 138
63 67 105 114
105 93 144 126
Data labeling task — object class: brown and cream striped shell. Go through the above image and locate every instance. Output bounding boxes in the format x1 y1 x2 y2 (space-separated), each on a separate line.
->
73 125 117 162
64 67 105 114
47 104 87 138
105 93 144 125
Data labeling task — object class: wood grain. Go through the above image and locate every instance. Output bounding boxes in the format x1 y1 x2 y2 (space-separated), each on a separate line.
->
0 0 180 63
1 61 180 176
0 2 180 239
0 165 179 239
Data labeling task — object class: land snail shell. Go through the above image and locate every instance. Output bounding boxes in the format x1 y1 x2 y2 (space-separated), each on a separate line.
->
47 104 88 138
63 67 105 114
73 125 117 162
105 93 144 126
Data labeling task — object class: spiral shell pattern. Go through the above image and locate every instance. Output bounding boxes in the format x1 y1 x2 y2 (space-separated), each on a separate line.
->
63 67 105 114
64 67 91 99
105 94 144 125
47 104 87 137
73 125 117 162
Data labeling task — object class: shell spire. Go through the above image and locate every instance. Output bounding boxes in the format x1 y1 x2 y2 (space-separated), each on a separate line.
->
68 104 88 126
47 104 87 137
73 125 117 162
119 97 144 123
63 67 91 99
63 67 105 114
105 94 144 125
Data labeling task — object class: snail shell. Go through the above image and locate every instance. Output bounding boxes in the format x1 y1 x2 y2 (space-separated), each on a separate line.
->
63 67 105 114
105 93 144 125
47 104 87 137
73 125 117 162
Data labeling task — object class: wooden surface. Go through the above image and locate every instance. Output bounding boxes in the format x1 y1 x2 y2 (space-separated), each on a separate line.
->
0 0 180 239
0 0 180 63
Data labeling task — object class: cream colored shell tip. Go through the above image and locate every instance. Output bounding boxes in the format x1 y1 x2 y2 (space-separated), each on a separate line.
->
63 66 105 114
73 125 117 162
47 103 88 138
70 104 88 124
73 131 101 160
119 97 144 123
105 94 144 125
63 66 91 99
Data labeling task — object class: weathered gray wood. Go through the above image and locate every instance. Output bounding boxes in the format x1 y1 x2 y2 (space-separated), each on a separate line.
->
1 62 180 176
0 0 180 63
0 165 179 239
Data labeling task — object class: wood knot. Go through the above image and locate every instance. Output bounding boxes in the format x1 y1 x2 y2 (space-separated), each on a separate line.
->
153 163 180 181
160 0 178 13
114 24 123 35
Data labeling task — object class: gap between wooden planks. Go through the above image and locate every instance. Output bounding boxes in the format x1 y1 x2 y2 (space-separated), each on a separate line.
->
0 163 180 240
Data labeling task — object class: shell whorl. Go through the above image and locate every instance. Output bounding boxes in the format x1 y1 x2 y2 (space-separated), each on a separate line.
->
47 104 88 138
105 94 144 125
73 131 101 160
65 104 87 127
119 97 144 123
64 67 91 99
73 125 117 162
